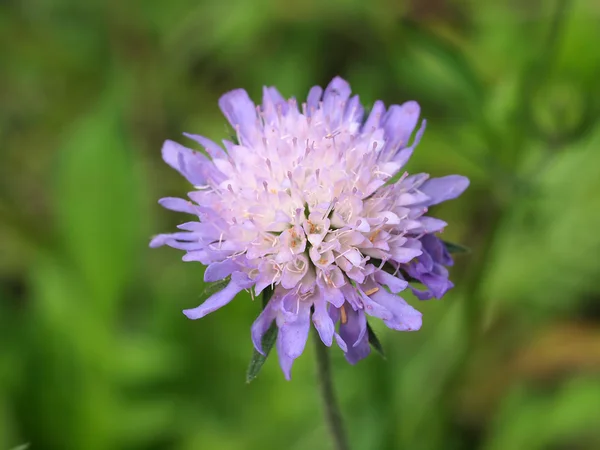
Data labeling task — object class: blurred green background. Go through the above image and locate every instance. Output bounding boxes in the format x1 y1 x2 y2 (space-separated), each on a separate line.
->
1 0 600 449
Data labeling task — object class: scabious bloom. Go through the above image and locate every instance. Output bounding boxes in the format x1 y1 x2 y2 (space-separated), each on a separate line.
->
151 77 468 379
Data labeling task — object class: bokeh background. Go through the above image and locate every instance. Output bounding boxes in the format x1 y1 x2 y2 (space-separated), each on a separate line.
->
1 0 600 449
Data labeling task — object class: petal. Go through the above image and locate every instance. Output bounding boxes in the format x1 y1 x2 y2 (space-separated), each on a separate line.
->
391 147 413 168
276 302 311 379
411 286 434 300
339 308 370 364
218 89 256 128
218 89 258 144
419 217 448 233
262 86 288 124
343 95 364 125
391 246 423 263
418 175 470 206
251 300 277 355
183 133 226 159
280 255 309 289
374 271 408 294
183 249 228 264
306 86 323 115
323 77 351 108
419 272 454 299
324 286 345 308
182 278 246 319
158 197 198 214
149 233 173 248
162 140 214 186
312 295 334 347
334 333 348 352
408 119 426 148
204 259 240 282
278 351 295 381
362 100 386 132
230 271 254 289
370 290 422 331
322 77 352 126
383 101 421 149
359 290 394 321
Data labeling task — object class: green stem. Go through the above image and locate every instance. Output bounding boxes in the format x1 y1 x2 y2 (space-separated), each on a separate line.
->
313 332 350 450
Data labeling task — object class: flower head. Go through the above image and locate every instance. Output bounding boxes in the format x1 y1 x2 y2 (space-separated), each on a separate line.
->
151 77 469 379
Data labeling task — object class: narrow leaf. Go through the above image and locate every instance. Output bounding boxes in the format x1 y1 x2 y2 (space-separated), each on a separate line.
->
246 287 277 383
246 323 278 383
200 277 230 300
367 322 386 359
442 240 470 254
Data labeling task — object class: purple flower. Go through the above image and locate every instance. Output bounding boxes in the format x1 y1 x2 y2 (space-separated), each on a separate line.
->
406 234 455 300
151 77 469 379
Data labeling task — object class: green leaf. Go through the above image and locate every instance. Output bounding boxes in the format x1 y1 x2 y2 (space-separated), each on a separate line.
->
367 322 386 359
442 240 470 254
54 79 142 318
245 287 277 383
200 278 231 300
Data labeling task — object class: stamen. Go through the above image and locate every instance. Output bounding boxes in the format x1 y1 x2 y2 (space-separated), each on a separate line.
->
364 287 379 296
340 305 348 324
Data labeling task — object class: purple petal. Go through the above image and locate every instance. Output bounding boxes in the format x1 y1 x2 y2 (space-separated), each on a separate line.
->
323 77 351 106
374 271 408 294
392 147 414 168
339 308 370 364
251 300 277 355
409 119 426 148
411 286 434 300
419 217 448 233
359 290 394 321
182 278 246 319
183 133 226 159
419 272 454 299
262 86 288 124
306 86 323 114
343 95 364 124
370 289 422 331
149 233 172 248
322 77 352 125
383 101 421 149
161 140 215 186
312 296 334 347
391 246 423 263
218 89 258 143
204 259 240 282
183 250 228 264
230 271 254 289
362 100 386 132
419 175 470 206
158 197 198 214
324 286 345 308
276 302 311 379
334 333 348 352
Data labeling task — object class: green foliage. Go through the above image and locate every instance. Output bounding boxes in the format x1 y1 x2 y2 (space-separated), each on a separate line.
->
367 322 386 359
1 0 599 449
